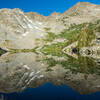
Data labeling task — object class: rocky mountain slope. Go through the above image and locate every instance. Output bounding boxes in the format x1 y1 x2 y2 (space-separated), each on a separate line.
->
0 2 100 94
0 2 100 49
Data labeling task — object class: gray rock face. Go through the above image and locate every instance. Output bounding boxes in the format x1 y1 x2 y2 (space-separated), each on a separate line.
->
0 2 100 49
0 2 100 94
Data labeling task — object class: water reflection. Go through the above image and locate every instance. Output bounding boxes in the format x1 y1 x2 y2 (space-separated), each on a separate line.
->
1 83 100 100
0 52 47 93
0 21 100 99
0 48 99 94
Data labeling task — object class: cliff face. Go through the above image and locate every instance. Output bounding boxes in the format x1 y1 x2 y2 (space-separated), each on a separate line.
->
0 2 100 94
0 2 100 49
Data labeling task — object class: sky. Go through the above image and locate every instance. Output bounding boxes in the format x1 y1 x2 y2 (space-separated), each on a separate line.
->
0 0 100 16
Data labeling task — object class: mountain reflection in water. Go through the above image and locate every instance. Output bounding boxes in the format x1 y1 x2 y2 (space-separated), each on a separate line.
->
0 43 99 100
0 48 99 94
0 83 100 100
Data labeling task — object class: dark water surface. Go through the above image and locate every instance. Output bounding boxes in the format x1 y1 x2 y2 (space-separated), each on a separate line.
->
0 83 100 100
0 50 100 100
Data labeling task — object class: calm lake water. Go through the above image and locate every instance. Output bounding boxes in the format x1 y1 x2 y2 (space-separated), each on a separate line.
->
0 83 100 100
0 41 100 100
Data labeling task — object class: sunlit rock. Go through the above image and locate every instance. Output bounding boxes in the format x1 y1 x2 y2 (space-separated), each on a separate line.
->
0 2 100 94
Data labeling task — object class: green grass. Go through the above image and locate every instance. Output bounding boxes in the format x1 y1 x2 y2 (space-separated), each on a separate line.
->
44 32 57 42
39 20 100 74
57 29 80 46
44 27 51 31
9 48 36 53
41 22 97 57
77 25 96 48
42 54 100 75
40 42 67 57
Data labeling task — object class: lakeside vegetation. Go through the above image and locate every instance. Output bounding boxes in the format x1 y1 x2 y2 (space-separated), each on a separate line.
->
8 48 37 53
40 20 100 56
0 20 99 76
37 20 100 76
41 55 100 75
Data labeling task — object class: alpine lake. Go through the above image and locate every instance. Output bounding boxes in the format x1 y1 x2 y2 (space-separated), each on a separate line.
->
0 20 100 100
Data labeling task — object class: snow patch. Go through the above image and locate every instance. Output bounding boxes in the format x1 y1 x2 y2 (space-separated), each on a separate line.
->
36 71 41 74
34 26 43 31
23 65 30 70
29 71 35 77
38 75 44 78
40 34 44 37
22 32 29 36
28 24 33 29
36 21 43 25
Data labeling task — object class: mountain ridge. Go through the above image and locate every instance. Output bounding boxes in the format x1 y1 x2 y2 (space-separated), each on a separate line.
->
0 2 99 16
